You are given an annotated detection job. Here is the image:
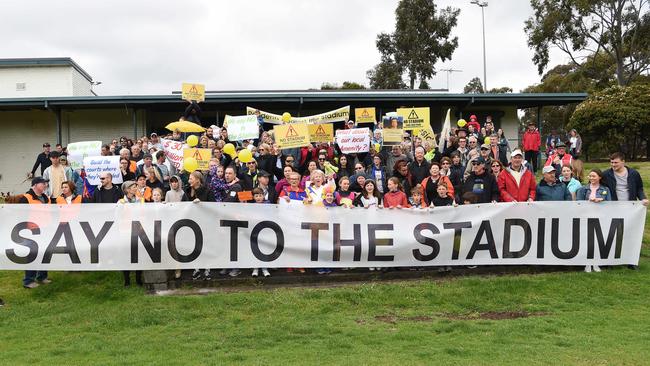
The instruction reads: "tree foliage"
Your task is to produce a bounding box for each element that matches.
[367,60,408,89]
[487,86,513,93]
[463,77,484,93]
[320,81,366,90]
[368,0,460,89]
[569,83,650,159]
[524,0,650,86]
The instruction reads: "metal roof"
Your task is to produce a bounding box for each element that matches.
[0,57,93,82]
[0,90,587,109]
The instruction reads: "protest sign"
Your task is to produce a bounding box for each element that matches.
[83,156,123,185]
[181,83,205,102]
[355,107,376,123]
[161,138,185,170]
[247,106,350,124]
[308,123,334,143]
[183,148,211,171]
[397,107,429,130]
[274,123,310,149]
[0,202,644,270]
[382,116,404,145]
[335,128,370,153]
[67,141,102,170]
[225,115,259,141]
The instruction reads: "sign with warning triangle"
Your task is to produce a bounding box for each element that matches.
[308,123,334,143]
[273,123,311,149]
[397,107,430,130]
[354,107,376,123]
[181,83,205,102]
[183,148,212,170]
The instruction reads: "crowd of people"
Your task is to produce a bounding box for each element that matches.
[13,111,648,290]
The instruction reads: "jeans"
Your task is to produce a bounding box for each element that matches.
[525,150,539,173]
[23,271,48,286]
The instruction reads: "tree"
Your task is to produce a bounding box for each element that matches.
[320,81,366,90]
[524,0,650,86]
[463,77,484,93]
[367,60,408,89]
[487,86,513,93]
[568,84,650,159]
[368,0,460,89]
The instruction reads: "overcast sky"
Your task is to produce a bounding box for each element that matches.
[1,0,567,95]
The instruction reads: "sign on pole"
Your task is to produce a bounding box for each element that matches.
[67,141,102,170]
[335,127,370,153]
[397,107,429,130]
[83,156,123,185]
[225,115,259,141]
[183,148,212,171]
[382,116,404,145]
[273,123,311,149]
[181,83,205,102]
[308,123,334,143]
[354,107,376,124]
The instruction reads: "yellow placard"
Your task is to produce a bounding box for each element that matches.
[397,107,430,130]
[308,123,334,143]
[355,107,376,123]
[273,123,311,149]
[183,148,211,170]
[182,83,205,102]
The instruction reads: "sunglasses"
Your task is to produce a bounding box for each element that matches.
[442,162,450,165]
[285,160,294,163]
[43,144,50,147]
[481,148,489,151]
[319,158,325,161]
[99,177,107,180]
[355,167,364,170]
[247,162,256,165]
[471,161,481,165]
[469,141,476,144]
[492,165,500,168]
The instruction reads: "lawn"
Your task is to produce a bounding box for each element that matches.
[1,162,649,365]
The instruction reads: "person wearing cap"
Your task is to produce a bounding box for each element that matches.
[19,177,52,288]
[498,149,536,202]
[536,165,571,201]
[523,122,541,172]
[464,143,493,180]
[255,170,277,203]
[29,142,53,178]
[544,141,573,177]
[91,172,123,203]
[42,150,73,198]
[461,156,499,203]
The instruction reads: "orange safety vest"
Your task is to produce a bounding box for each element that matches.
[55,195,82,204]
[23,192,52,230]
[24,192,51,204]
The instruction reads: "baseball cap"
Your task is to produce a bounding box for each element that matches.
[480,143,490,150]
[542,165,556,174]
[474,157,487,165]
[121,180,136,192]
[150,132,158,137]
[556,142,566,148]
[31,177,49,186]
[511,149,523,157]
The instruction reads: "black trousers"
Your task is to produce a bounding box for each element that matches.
[525,150,539,173]
[123,271,143,286]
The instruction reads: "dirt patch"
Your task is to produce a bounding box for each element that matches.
[373,315,433,324]
[443,311,547,320]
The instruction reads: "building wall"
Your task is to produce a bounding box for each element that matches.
[71,68,92,96]
[61,108,145,145]
[0,66,74,97]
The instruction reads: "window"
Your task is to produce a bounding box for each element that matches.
[16,82,26,91]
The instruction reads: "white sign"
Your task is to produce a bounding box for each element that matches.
[335,127,370,153]
[67,141,102,170]
[0,202,644,270]
[83,156,123,185]
[161,138,185,170]
[226,115,259,141]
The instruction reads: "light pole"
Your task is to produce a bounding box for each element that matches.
[440,68,463,91]
[470,0,488,91]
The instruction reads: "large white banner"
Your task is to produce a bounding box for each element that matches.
[246,106,350,125]
[0,202,644,271]
[83,156,123,185]
[225,115,259,141]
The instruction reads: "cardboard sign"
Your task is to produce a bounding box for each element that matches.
[161,138,186,170]
[355,107,376,124]
[225,115,259,141]
[382,116,404,145]
[247,106,350,125]
[335,128,370,153]
[83,156,123,185]
[237,191,254,202]
[183,148,212,170]
[273,123,311,149]
[308,123,334,143]
[67,141,102,171]
[181,83,205,102]
[397,107,429,130]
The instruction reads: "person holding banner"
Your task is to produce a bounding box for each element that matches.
[497,150,536,202]
[408,147,431,190]
[536,166,571,201]
[461,157,499,204]
[55,181,83,204]
[91,172,123,203]
[352,180,382,208]
[383,177,410,208]
[135,174,153,202]
[421,162,455,207]
[19,177,53,288]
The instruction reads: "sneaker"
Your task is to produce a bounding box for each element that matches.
[219,269,229,275]
[593,265,601,272]
[38,279,52,284]
[445,266,453,272]
[192,269,202,280]
[229,269,241,277]
[23,282,39,289]
[466,266,478,269]
[204,270,212,281]
[369,267,375,271]
[0,298,4,307]
[252,269,259,277]
[298,268,305,273]
[317,269,327,275]
[262,268,271,277]
[584,265,592,273]
[175,269,182,279]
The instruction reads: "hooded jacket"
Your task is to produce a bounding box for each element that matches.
[165,175,188,202]
[535,179,571,201]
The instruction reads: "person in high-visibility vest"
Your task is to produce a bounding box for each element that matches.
[54,180,82,204]
[18,177,53,289]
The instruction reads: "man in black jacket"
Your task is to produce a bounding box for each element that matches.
[91,173,123,203]
[602,152,648,205]
[223,166,242,202]
[488,134,508,166]
[408,147,431,187]
[462,157,499,203]
[28,142,52,178]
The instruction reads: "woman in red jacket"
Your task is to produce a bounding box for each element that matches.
[383,177,410,208]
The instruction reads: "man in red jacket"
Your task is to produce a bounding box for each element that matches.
[522,122,541,172]
[498,149,536,202]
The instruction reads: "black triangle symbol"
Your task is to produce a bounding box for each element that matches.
[408,109,419,119]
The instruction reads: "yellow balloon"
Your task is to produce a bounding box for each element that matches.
[484,136,491,145]
[186,135,198,147]
[457,119,467,128]
[374,143,381,153]
[282,112,292,123]
[223,143,236,158]
[238,149,253,163]
[184,157,199,172]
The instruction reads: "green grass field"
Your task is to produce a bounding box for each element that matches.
[1,162,649,365]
